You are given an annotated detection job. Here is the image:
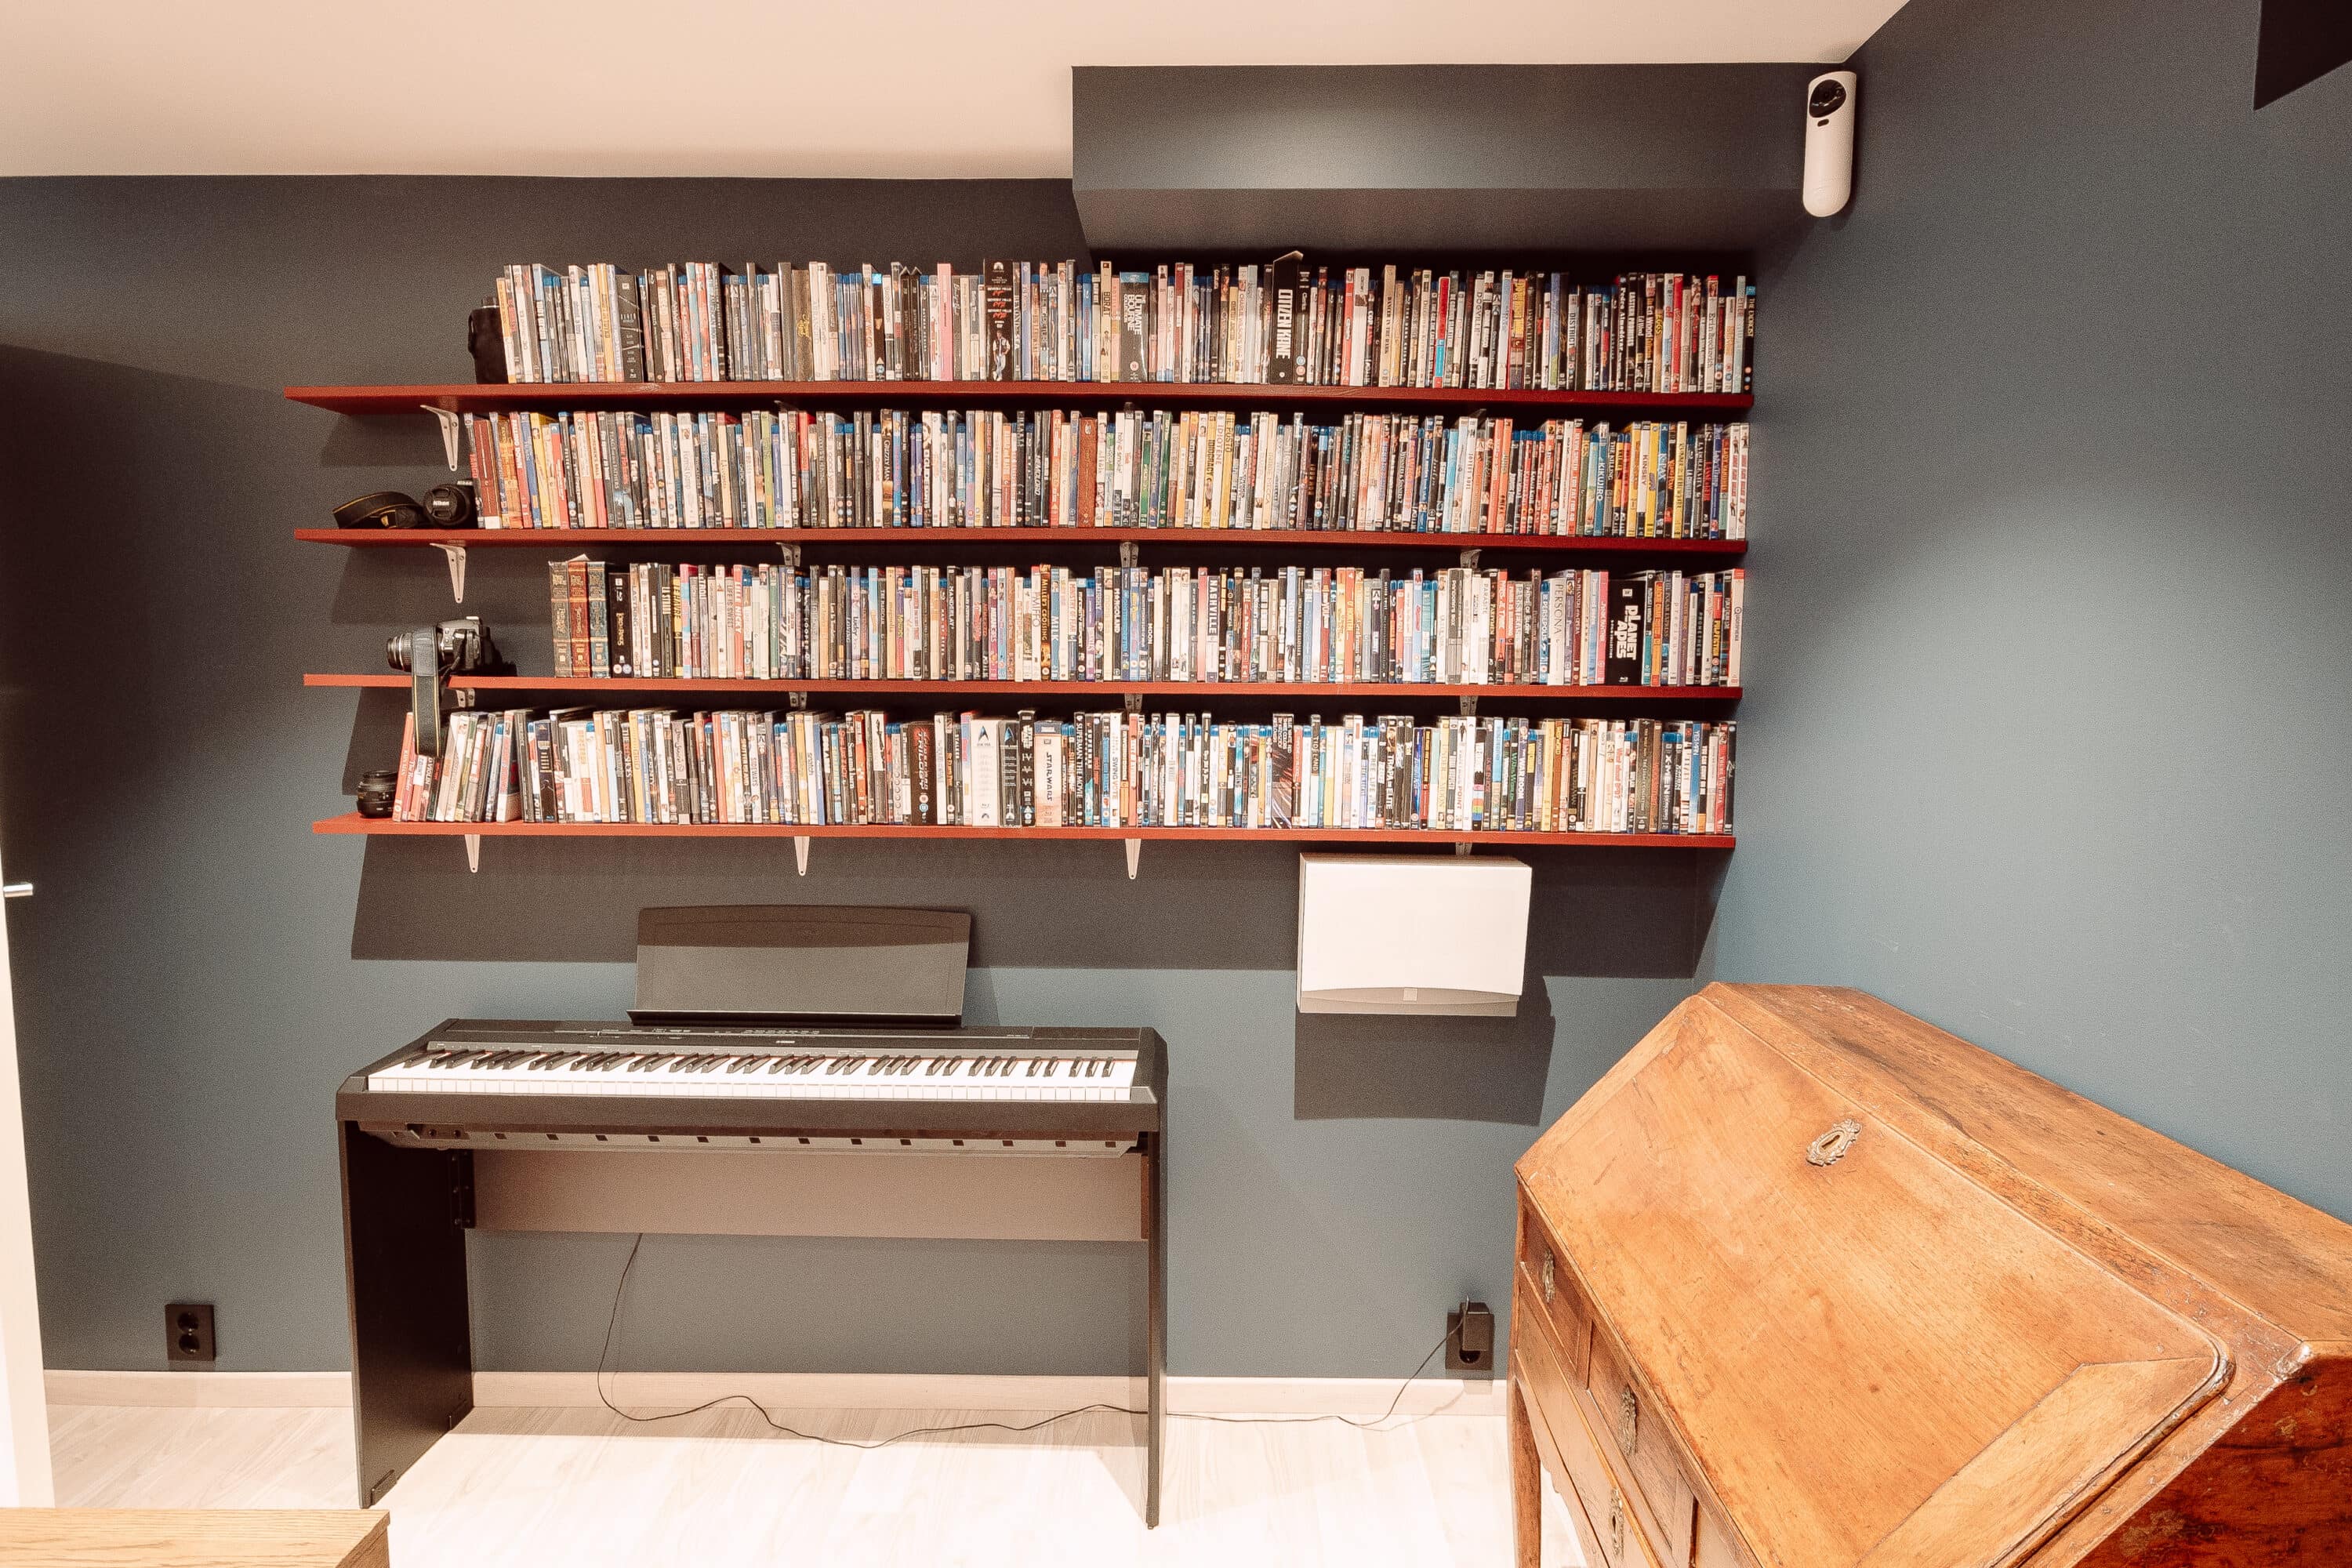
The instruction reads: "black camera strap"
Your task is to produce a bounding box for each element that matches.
[407,628,445,757]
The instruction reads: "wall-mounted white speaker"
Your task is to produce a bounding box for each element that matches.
[1803,70,1858,217]
[1296,854,1532,1017]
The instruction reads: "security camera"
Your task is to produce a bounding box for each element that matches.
[1803,70,1858,216]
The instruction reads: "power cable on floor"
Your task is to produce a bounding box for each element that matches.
[592,1232,1459,1447]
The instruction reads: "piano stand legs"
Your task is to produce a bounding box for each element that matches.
[340,1123,475,1506]
[339,1124,1169,1526]
[1145,1134,1166,1528]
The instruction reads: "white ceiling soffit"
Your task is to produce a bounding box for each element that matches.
[4,0,1902,180]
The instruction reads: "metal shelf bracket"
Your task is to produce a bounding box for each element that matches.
[794,836,811,877]
[463,833,481,874]
[1124,838,1142,880]
[423,405,463,471]
[433,542,467,603]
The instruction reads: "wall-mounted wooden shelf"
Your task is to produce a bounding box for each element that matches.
[296,525,1745,558]
[315,813,1731,848]
[305,673,1740,702]
[286,381,1753,418]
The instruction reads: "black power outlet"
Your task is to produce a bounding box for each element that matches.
[1446,1300,1494,1374]
[166,1302,216,1367]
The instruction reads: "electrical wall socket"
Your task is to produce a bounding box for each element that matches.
[1446,1301,1494,1375]
[166,1301,216,1367]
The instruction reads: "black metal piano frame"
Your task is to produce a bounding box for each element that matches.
[336,1022,1168,1525]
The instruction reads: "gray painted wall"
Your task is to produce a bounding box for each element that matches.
[1073,64,1813,252]
[16,1,2340,1379]
[0,176,1705,1375]
[1717,0,2352,1217]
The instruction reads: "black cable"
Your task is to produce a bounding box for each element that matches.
[593,1232,1459,1446]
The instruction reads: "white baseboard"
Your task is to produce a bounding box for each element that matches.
[45,1370,353,1408]
[479,1371,1502,1417]
[48,1368,1501,1419]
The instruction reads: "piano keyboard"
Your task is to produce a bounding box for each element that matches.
[368,1047,1142,1102]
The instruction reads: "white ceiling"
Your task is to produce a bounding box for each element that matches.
[5,0,1903,179]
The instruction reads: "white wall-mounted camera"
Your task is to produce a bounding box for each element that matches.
[1803,70,1858,216]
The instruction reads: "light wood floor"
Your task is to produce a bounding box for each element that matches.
[50,1400,1584,1566]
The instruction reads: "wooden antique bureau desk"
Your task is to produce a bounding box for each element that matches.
[1511,984,2352,1568]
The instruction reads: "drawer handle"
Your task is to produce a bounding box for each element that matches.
[1608,1486,1626,1558]
[1541,1251,1557,1305]
[1806,1118,1863,1167]
[1618,1386,1639,1453]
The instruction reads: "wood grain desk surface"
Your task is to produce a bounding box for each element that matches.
[0,1509,389,1568]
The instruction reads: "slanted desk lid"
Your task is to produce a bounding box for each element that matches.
[1518,995,2227,1568]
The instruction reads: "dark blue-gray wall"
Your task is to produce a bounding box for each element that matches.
[1717,0,2352,1216]
[0,176,1700,1374]
[7,0,2347,1377]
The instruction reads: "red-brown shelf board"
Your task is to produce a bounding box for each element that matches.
[285,381,1752,418]
[294,526,1746,557]
[311,813,1732,849]
[303,673,1739,702]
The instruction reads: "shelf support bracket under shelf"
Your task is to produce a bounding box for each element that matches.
[794,836,811,877]
[423,406,463,472]
[1124,838,1142,880]
[433,543,467,603]
[463,833,481,874]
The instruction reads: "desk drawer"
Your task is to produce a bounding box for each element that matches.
[1583,1323,1698,1566]
[1516,1198,1592,1381]
[1516,1283,1661,1568]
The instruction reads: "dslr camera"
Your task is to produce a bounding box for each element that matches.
[386,617,511,676]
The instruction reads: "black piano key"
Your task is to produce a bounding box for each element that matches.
[1026,1059,1041,1076]
[866,1058,888,1075]
[766,1057,793,1074]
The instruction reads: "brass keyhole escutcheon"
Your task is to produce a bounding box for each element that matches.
[1541,1251,1557,1305]
[1608,1486,1626,1557]
[1618,1386,1639,1453]
[1807,1118,1863,1167]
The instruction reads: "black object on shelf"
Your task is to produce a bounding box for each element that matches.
[421,482,477,528]
[467,300,508,383]
[334,491,426,530]
[354,770,398,818]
